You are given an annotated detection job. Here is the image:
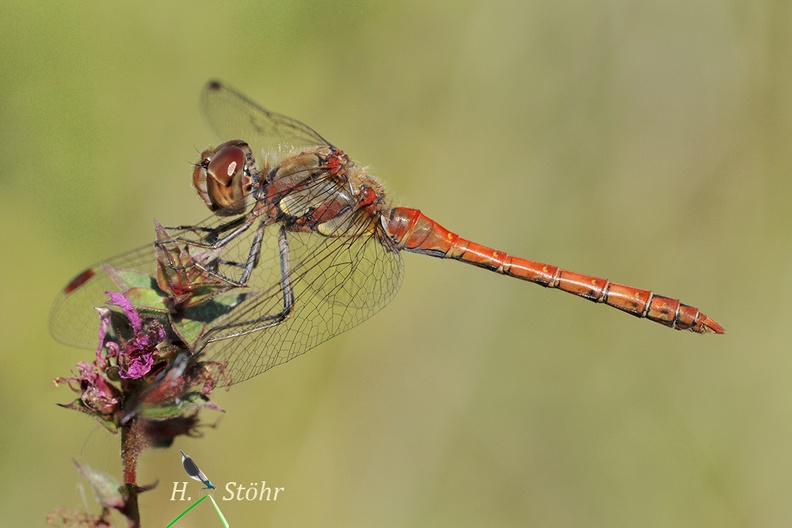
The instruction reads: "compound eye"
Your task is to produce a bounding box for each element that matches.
[206,143,252,215]
[207,145,246,186]
[192,140,252,215]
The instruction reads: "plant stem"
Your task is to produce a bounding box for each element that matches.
[120,418,142,527]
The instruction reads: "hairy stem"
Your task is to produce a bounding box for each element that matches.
[120,418,142,527]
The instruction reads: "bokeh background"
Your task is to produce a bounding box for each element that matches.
[1,1,788,526]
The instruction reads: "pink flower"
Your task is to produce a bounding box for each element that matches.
[105,291,166,379]
[55,360,121,417]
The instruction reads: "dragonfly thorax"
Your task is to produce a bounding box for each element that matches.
[268,146,385,236]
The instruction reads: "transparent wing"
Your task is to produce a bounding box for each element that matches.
[193,214,404,385]
[50,208,404,385]
[50,244,158,349]
[201,80,332,154]
[48,204,277,350]
[49,213,239,350]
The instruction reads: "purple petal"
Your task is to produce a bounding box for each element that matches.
[94,307,112,360]
[151,323,167,343]
[105,291,141,332]
[105,341,120,359]
[119,350,155,379]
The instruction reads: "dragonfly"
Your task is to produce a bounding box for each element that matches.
[50,80,724,386]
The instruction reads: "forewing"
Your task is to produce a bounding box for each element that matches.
[201,80,332,155]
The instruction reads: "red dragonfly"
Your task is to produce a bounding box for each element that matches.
[50,81,724,386]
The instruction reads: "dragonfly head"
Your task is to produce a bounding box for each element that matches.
[193,140,256,216]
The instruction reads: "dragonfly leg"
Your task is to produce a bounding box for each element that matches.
[164,215,247,242]
[207,217,266,285]
[189,218,267,286]
[237,219,264,284]
[204,225,295,341]
[160,212,267,286]
[168,214,256,251]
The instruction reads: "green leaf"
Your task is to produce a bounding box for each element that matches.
[57,400,118,433]
[136,392,222,420]
[171,317,207,349]
[185,290,256,321]
[171,290,256,347]
[124,286,170,313]
[73,460,125,510]
[178,284,235,310]
[104,265,160,291]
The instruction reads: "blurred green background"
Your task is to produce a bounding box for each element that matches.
[1,1,787,526]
